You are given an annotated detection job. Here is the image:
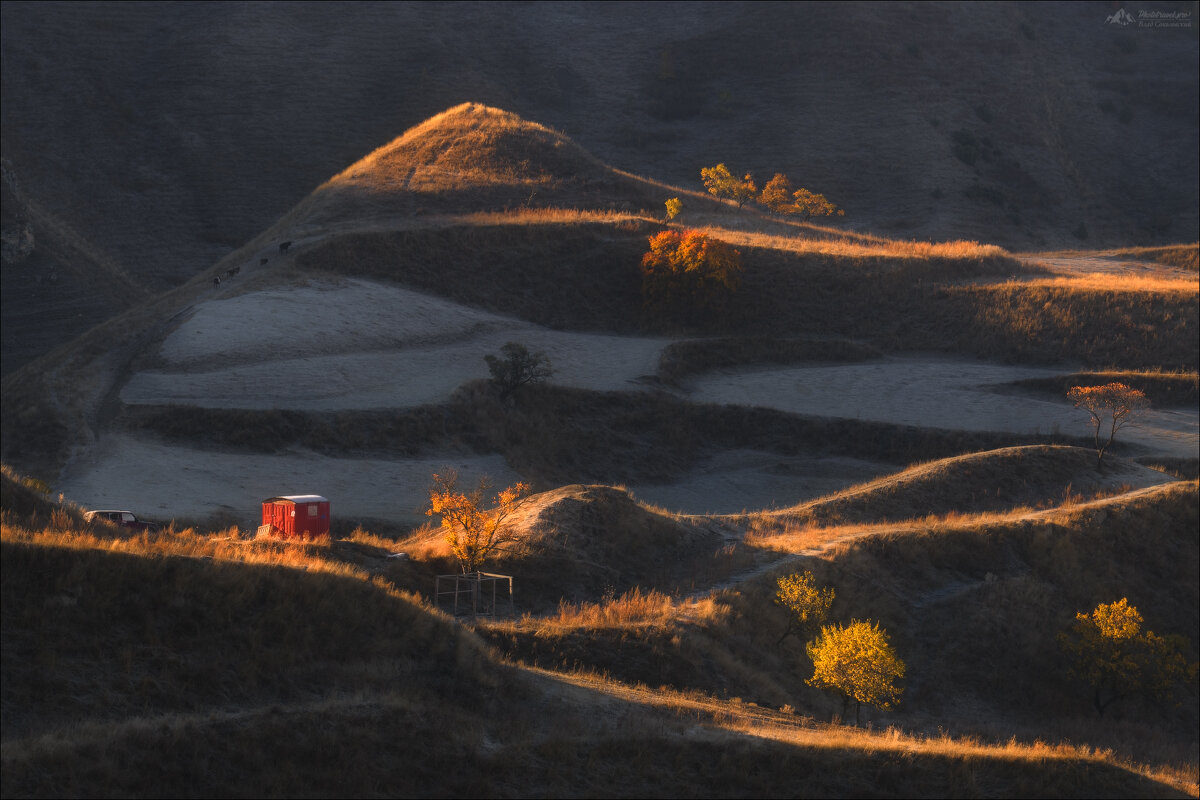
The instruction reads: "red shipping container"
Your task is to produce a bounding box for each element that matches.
[261,495,330,539]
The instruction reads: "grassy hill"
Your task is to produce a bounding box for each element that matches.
[2,2,1197,373]
[0,102,1194,498]
[2,469,1196,797]
[0,22,1196,794]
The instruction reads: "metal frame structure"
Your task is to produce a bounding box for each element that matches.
[435,572,514,618]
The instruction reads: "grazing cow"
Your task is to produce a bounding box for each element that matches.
[226,266,241,278]
[279,241,292,254]
[259,257,268,266]
[213,276,221,287]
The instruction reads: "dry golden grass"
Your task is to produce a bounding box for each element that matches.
[753,446,1166,531]
[695,224,1015,262]
[490,587,728,633]
[3,464,1197,797]
[542,668,1197,796]
[1013,273,1198,293]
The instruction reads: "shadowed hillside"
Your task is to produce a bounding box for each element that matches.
[2,474,1195,797]
[2,2,1197,372]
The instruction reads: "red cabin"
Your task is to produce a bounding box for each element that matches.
[261,495,330,539]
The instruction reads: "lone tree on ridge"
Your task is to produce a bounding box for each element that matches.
[485,342,553,399]
[426,469,531,574]
[640,228,742,323]
[1066,382,1149,467]
[807,620,905,725]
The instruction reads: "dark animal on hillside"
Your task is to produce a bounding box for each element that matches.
[260,257,268,266]
[213,276,221,287]
[279,241,292,254]
[226,266,241,278]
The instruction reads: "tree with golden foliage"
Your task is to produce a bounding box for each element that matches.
[640,229,742,322]
[426,469,531,574]
[1066,383,1149,467]
[807,620,905,725]
[789,187,844,220]
[759,173,844,219]
[664,196,683,221]
[775,571,834,644]
[758,173,796,213]
[700,163,758,207]
[1059,598,1194,716]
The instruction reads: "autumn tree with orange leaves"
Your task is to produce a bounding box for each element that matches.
[1067,382,1149,467]
[640,229,742,323]
[427,469,531,574]
[759,173,844,220]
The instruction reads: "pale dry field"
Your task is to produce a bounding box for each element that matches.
[688,357,1199,459]
[59,275,1198,525]
[123,279,669,409]
[57,434,520,527]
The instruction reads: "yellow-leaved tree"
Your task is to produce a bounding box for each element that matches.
[700,163,758,207]
[807,620,905,725]
[640,229,742,323]
[664,197,683,221]
[775,571,834,644]
[789,187,844,220]
[426,469,531,574]
[1059,598,1194,716]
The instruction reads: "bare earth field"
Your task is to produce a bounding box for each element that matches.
[56,435,519,526]
[689,358,1199,459]
[56,275,1198,525]
[123,279,669,409]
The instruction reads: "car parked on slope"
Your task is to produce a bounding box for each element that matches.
[85,510,161,532]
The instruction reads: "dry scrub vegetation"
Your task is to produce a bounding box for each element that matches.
[5,443,1200,798]
[3,104,1199,798]
[7,466,1197,797]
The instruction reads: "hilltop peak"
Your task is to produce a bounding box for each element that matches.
[296,104,647,222]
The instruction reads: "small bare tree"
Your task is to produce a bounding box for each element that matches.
[1067,382,1149,467]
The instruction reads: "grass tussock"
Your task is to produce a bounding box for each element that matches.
[522,587,727,631]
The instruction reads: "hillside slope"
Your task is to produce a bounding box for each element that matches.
[2,2,1196,372]
[2,482,1195,797]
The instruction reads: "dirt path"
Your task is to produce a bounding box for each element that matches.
[1020,252,1196,281]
